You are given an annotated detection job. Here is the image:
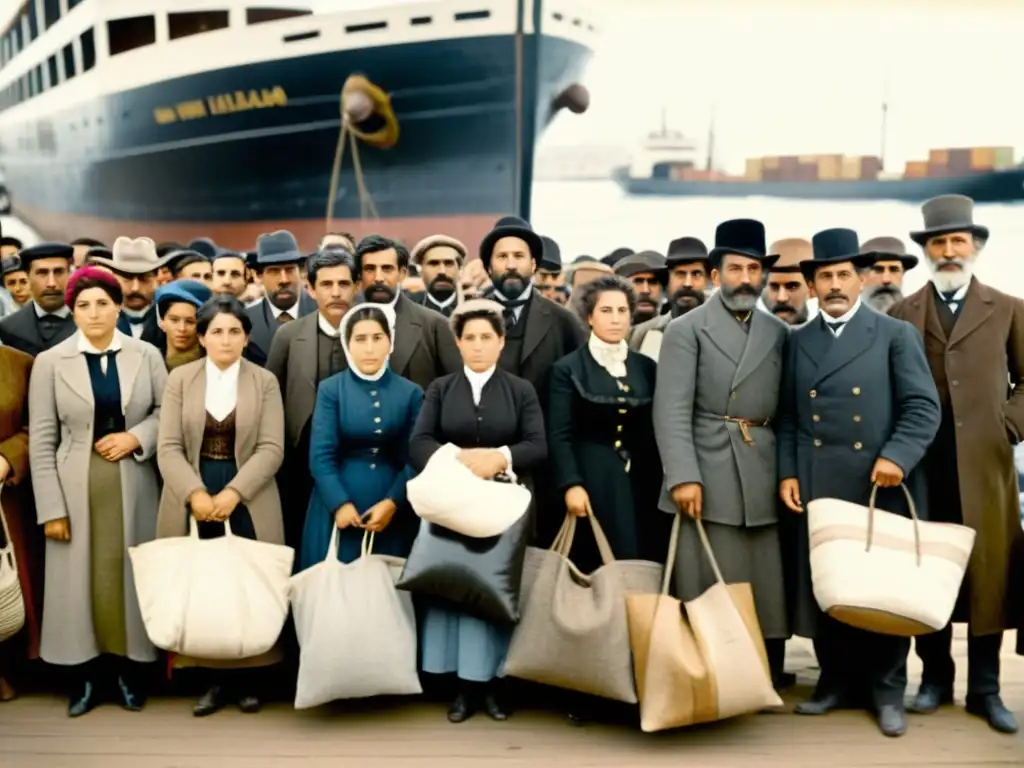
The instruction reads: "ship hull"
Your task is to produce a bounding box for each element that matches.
[616,168,1024,203]
[2,28,591,249]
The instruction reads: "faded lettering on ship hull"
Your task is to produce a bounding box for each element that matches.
[153,86,288,124]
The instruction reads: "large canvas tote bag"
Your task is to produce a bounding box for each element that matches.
[128,518,294,659]
[406,443,532,538]
[0,502,25,643]
[808,483,976,636]
[626,514,781,732]
[503,512,662,703]
[290,530,420,708]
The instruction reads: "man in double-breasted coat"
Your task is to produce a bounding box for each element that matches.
[653,218,791,688]
[889,195,1024,734]
[777,228,940,738]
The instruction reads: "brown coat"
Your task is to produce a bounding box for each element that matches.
[890,279,1024,635]
[156,358,286,544]
[0,347,42,659]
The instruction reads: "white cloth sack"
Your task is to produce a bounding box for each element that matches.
[128,517,294,659]
[807,483,976,636]
[290,529,421,708]
[407,442,531,538]
[0,502,26,643]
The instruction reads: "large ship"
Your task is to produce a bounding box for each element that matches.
[0,0,597,250]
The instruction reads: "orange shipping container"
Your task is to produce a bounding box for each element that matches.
[745,158,763,181]
[762,156,780,169]
[905,160,928,178]
[841,156,861,180]
[929,148,950,164]
[970,147,994,169]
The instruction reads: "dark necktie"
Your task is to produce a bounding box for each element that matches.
[38,313,67,341]
[941,290,962,314]
[278,311,293,325]
[500,299,527,330]
[824,319,846,337]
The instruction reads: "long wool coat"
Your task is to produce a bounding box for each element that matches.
[890,279,1024,635]
[28,334,167,666]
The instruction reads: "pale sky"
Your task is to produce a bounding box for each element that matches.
[544,0,1024,173]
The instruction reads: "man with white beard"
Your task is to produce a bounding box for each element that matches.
[859,237,918,313]
[889,194,1024,735]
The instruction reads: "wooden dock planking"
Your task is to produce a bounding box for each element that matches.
[1,629,1020,767]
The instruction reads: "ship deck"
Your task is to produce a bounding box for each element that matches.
[2,629,1020,767]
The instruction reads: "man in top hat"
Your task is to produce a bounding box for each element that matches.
[860,237,918,313]
[653,218,792,691]
[889,194,1024,734]
[354,234,461,391]
[478,216,585,408]
[629,236,711,362]
[761,238,814,327]
[614,250,667,324]
[267,248,360,548]
[407,235,467,318]
[777,227,940,737]
[0,243,76,355]
[154,279,212,371]
[2,254,30,308]
[245,230,317,364]
[88,236,168,346]
[534,234,566,304]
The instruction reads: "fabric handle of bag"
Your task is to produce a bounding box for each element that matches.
[659,511,682,596]
[360,530,376,559]
[694,518,726,586]
[550,514,577,556]
[0,501,13,557]
[186,508,233,539]
[866,482,921,566]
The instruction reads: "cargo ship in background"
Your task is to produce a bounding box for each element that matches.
[0,0,597,250]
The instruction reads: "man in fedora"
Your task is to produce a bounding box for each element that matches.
[407,235,467,318]
[860,237,918,313]
[0,243,75,355]
[614,250,667,324]
[653,219,792,691]
[777,227,940,737]
[761,238,814,327]
[628,236,711,362]
[889,194,1024,734]
[245,230,317,365]
[84,236,168,346]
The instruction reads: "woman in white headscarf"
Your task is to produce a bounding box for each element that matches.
[298,304,425,569]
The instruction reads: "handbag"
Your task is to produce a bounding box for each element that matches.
[406,443,532,538]
[807,482,976,636]
[290,529,420,708]
[503,511,663,703]
[0,501,25,643]
[128,517,294,659]
[396,502,532,625]
[626,514,781,732]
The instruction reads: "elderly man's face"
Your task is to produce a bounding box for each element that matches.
[924,231,978,293]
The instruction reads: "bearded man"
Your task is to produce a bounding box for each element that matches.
[614,250,667,324]
[889,194,1024,735]
[761,238,814,327]
[860,236,917,313]
[244,230,316,364]
[408,235,466,317]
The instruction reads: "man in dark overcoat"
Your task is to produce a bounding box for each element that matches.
[653,218,791,689]
[407,234,466,318]
[0,243,75,356]
[245,230,317,364]
[889,194,1024,734]
[777,227,940,737]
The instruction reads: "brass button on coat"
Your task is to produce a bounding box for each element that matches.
[852,387,861,395]
[854,441,863,450]
[809,390,817,398]
[812,414,820,422]
[853,415,861,422]
[814,439,822,447]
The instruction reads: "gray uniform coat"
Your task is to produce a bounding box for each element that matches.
[29,334,167,665]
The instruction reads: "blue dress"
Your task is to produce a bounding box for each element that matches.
[297,367,424,570]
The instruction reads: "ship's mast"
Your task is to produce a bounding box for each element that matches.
[705,101,716,172]
[879,75,890,171]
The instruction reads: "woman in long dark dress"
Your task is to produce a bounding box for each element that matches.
[156,295,286,717]
[409,299,547,723]
[299,304,423,569]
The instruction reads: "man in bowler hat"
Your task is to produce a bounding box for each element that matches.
[889,194,1024,734]
[777,227,940,737]
[614,250,667,324]
[860,236,918,313]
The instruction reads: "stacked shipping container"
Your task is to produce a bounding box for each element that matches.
[909,146,1016,179]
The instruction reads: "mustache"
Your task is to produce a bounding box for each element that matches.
[870,284,901,296]
[430,274,454,287]
[671,286,704,302]
[824,291,848,302]
[771,302,797,315]
[367,282,395,301]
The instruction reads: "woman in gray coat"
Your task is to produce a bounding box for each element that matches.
[28,267,167,717]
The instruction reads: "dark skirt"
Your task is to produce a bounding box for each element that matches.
[196,458,256,541]
[89,450,127,658]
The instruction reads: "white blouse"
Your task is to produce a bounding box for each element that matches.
[463,365,514,473]
[205,358,240,421]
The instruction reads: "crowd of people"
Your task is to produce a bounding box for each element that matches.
[0,193,1021,741]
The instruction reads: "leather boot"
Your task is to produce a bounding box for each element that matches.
[907,683,953,714]
[966,694,1019,734]
[67,660,100,718]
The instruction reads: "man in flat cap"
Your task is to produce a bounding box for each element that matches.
[0,243,75,355]
[245,230,317,364]
[628,236,711,362]
[761,238,814,327]
[860,237,917,313]
[408,235,466,318]
[89,236,169,346]
[614,250,667,324]
[2,254,30,309]
[889,194,1024,734]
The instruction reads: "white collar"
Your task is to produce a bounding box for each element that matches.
[76,330,124,355]
[317,312,342,338]
[427,292,458,309]
[491,282,533,304]
[206,357,241,382]
[464,364,496,387]
[34,301,71,319]
[933,282,969,301]
[588,332,629,378]
[821,297,862,325]
[268,296,300,319]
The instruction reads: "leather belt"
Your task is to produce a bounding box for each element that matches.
[721,415,771,446]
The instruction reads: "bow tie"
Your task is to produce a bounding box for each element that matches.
[38,313,66,327]
[823,318,846,335]
[940,291,959,304]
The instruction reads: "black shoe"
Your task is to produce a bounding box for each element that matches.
[116,676,145,712]
[193,686,226,717]
[68,681,99,718]
[773,671,797,691]
[447,693,475,723]
[907,683,953,714]
[484,693,508,721]
[794,690,843,716]
[238,694,261,714]
[877,704,908,737]
[965,694,1019,734]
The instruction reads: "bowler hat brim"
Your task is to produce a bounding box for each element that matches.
[860,251,920,271]
[480,225,543,268]
[909,223,989,248]
[799,252,876,281]
[708,246,779,271]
